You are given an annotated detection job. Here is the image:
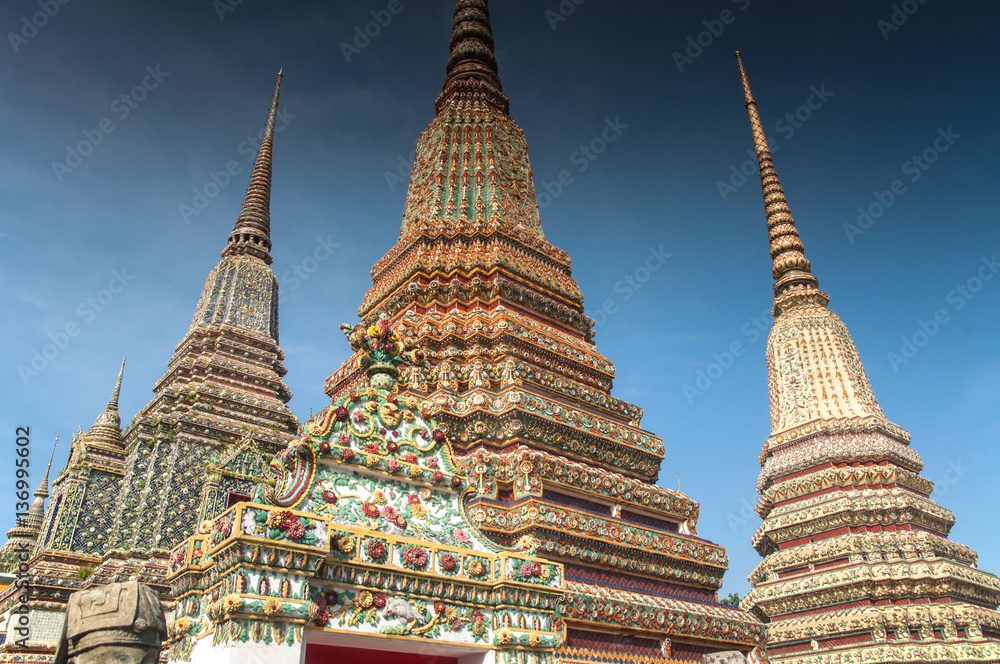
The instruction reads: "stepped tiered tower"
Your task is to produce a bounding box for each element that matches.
[320,2,764,661]
[99,70,298,567]
[734,51,1000,663]
[0,73,299,663]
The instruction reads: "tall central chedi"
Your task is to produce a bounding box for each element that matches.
[734,52,1000,663]
[324,2,765,661]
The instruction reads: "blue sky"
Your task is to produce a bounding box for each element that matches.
[1,0,998,598]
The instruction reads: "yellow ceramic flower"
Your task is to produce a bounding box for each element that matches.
[337,536,356,554]
[445,607,458,620]
[529,633,541,647]
[419,489,431,500]
[366,455,379,468]
[364,401,379,413]
[356,591,374,609]
[173,617,192,636]
[197,521,213,535]
[307,602,322,620]
[411,504,428,520]
[263,598,282,617]
[540,567,551,580]
[469,560,485,577]
[390,331,399,343]
[472,619,486,636]
[372,490,387,505]
[402,410,415,422]
[496,628,513,645]
[265,511,283,529]
[406,397,419,409]
[409,465,423,478]
[222,594,242,613]
[368,325,380,338]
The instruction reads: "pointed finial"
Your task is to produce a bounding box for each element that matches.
[436,0,507,113]
[35,433,58,499]
[734,51,820,299]
[222,71,283,265]
[108,356,126,410]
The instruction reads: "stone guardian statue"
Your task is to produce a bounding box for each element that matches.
[54,580,167,664]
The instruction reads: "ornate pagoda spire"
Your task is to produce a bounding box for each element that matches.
[736,51,1000,662]
[80,357,127,452]
[34,432,59,500]
[222,70,282,266]
[735,51,824,308]
[322,9,765,664]
[108,355,125,411]
[436,0,508,114]
[443,0,501,91]
[191,72,285,340]
[733,52,885,433]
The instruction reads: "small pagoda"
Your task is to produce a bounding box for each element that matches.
[733,51,1000,663]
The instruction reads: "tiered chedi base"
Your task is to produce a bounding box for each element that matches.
[742,302,1000,664]
[324,87,764,659]
[76,321,296,590]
